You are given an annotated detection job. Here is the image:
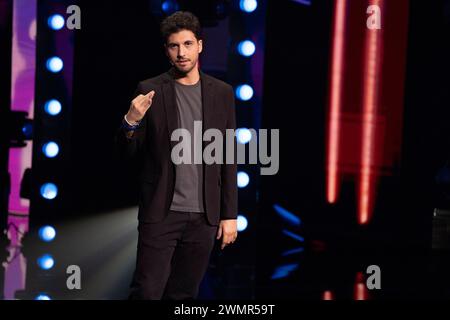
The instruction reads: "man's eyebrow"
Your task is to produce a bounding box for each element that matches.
[168,39,195,44]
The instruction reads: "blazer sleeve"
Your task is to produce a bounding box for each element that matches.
[220,85,238,220]
[114,82,148,161]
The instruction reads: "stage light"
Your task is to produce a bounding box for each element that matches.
[42,142,60,158]
[39,226,56,242]
[44,99,62,116]
[236,128,252,144]
[281,247,304,256]
[162,1,179,14]
[240,0,258,13]
[238,40,256,57]
[282,229,305,242]
[236,84,254,101]
[271,263,299,280]
[273,204,302,226]
[21,122,33,140]
[292,0,312,5]
[46,57,63,73]
[40,183,58,200]
[237,171,250,188]
[37,254,55,270]
[35,294,51,300]
[237,215,248,232]
[48,14,65,30]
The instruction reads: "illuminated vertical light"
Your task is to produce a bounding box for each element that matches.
[359,0,383,225]
[322,290,334,300]
[326,0,348,204]
[354,272,369,300]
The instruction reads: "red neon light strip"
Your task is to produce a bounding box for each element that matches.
[359,0,383,224]
[326,0,348,204]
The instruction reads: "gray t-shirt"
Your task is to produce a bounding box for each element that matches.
[169,79,205,213]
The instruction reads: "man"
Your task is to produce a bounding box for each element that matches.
[116,11,238,300]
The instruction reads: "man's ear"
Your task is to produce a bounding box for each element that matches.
[198,39,203,54]
[164,44,174,65]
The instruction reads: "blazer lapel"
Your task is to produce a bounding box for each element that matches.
[161,71,178,150]
[200,70,215,134]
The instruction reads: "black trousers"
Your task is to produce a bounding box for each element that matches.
[129,210,218,300]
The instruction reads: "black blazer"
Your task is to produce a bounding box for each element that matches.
[116,69,238,226]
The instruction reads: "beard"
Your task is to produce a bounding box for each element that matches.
[172,59,197,75]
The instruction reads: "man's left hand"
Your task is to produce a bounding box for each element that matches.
[216,219,238,250]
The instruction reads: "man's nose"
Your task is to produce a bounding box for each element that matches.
[178,46,186,58]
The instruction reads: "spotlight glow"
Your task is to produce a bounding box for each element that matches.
[37,254,55,270]
[236,84,254,101]
[237,171,250,188]
[162,1,179,14]
[237,215,248,232]
[238,40,256,57]
[35,294,51,300]
[44,99,62,116]
[48,14,65,30]
[240,0,258,13]
[46,57,63,73]
[42,142,60,158]
[40,183,58,200]
[39,226,56,242]
[21,123,33,139]
[236,128,252,144]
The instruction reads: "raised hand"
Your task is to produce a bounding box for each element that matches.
[126,90,155,124]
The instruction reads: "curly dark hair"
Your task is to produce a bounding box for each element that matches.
[160,11,202,43]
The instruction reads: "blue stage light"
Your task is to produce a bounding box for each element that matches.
[35,294,51,300]
[282,247,305,256]
[42,142,60,158]
[238,40,256,57]
[40,183,58,200]
[21,123,33,139]
[271,263,299,280]
[37,254,55,270]
[44,99,62,116]
[240,0,258,13]
[236,84,254,101]
[162,1,179,14]
[282,229,305,242]
[48,14,65,30]
[237,215,248,232]
[39,226,56,242]
[273,204,302,226]
[237,171,250,188]
[46,57,63,73]
[236,128,253,144]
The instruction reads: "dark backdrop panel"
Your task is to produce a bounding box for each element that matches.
[70,0,169,215]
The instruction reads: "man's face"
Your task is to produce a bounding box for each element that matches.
[165,29,203,74]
